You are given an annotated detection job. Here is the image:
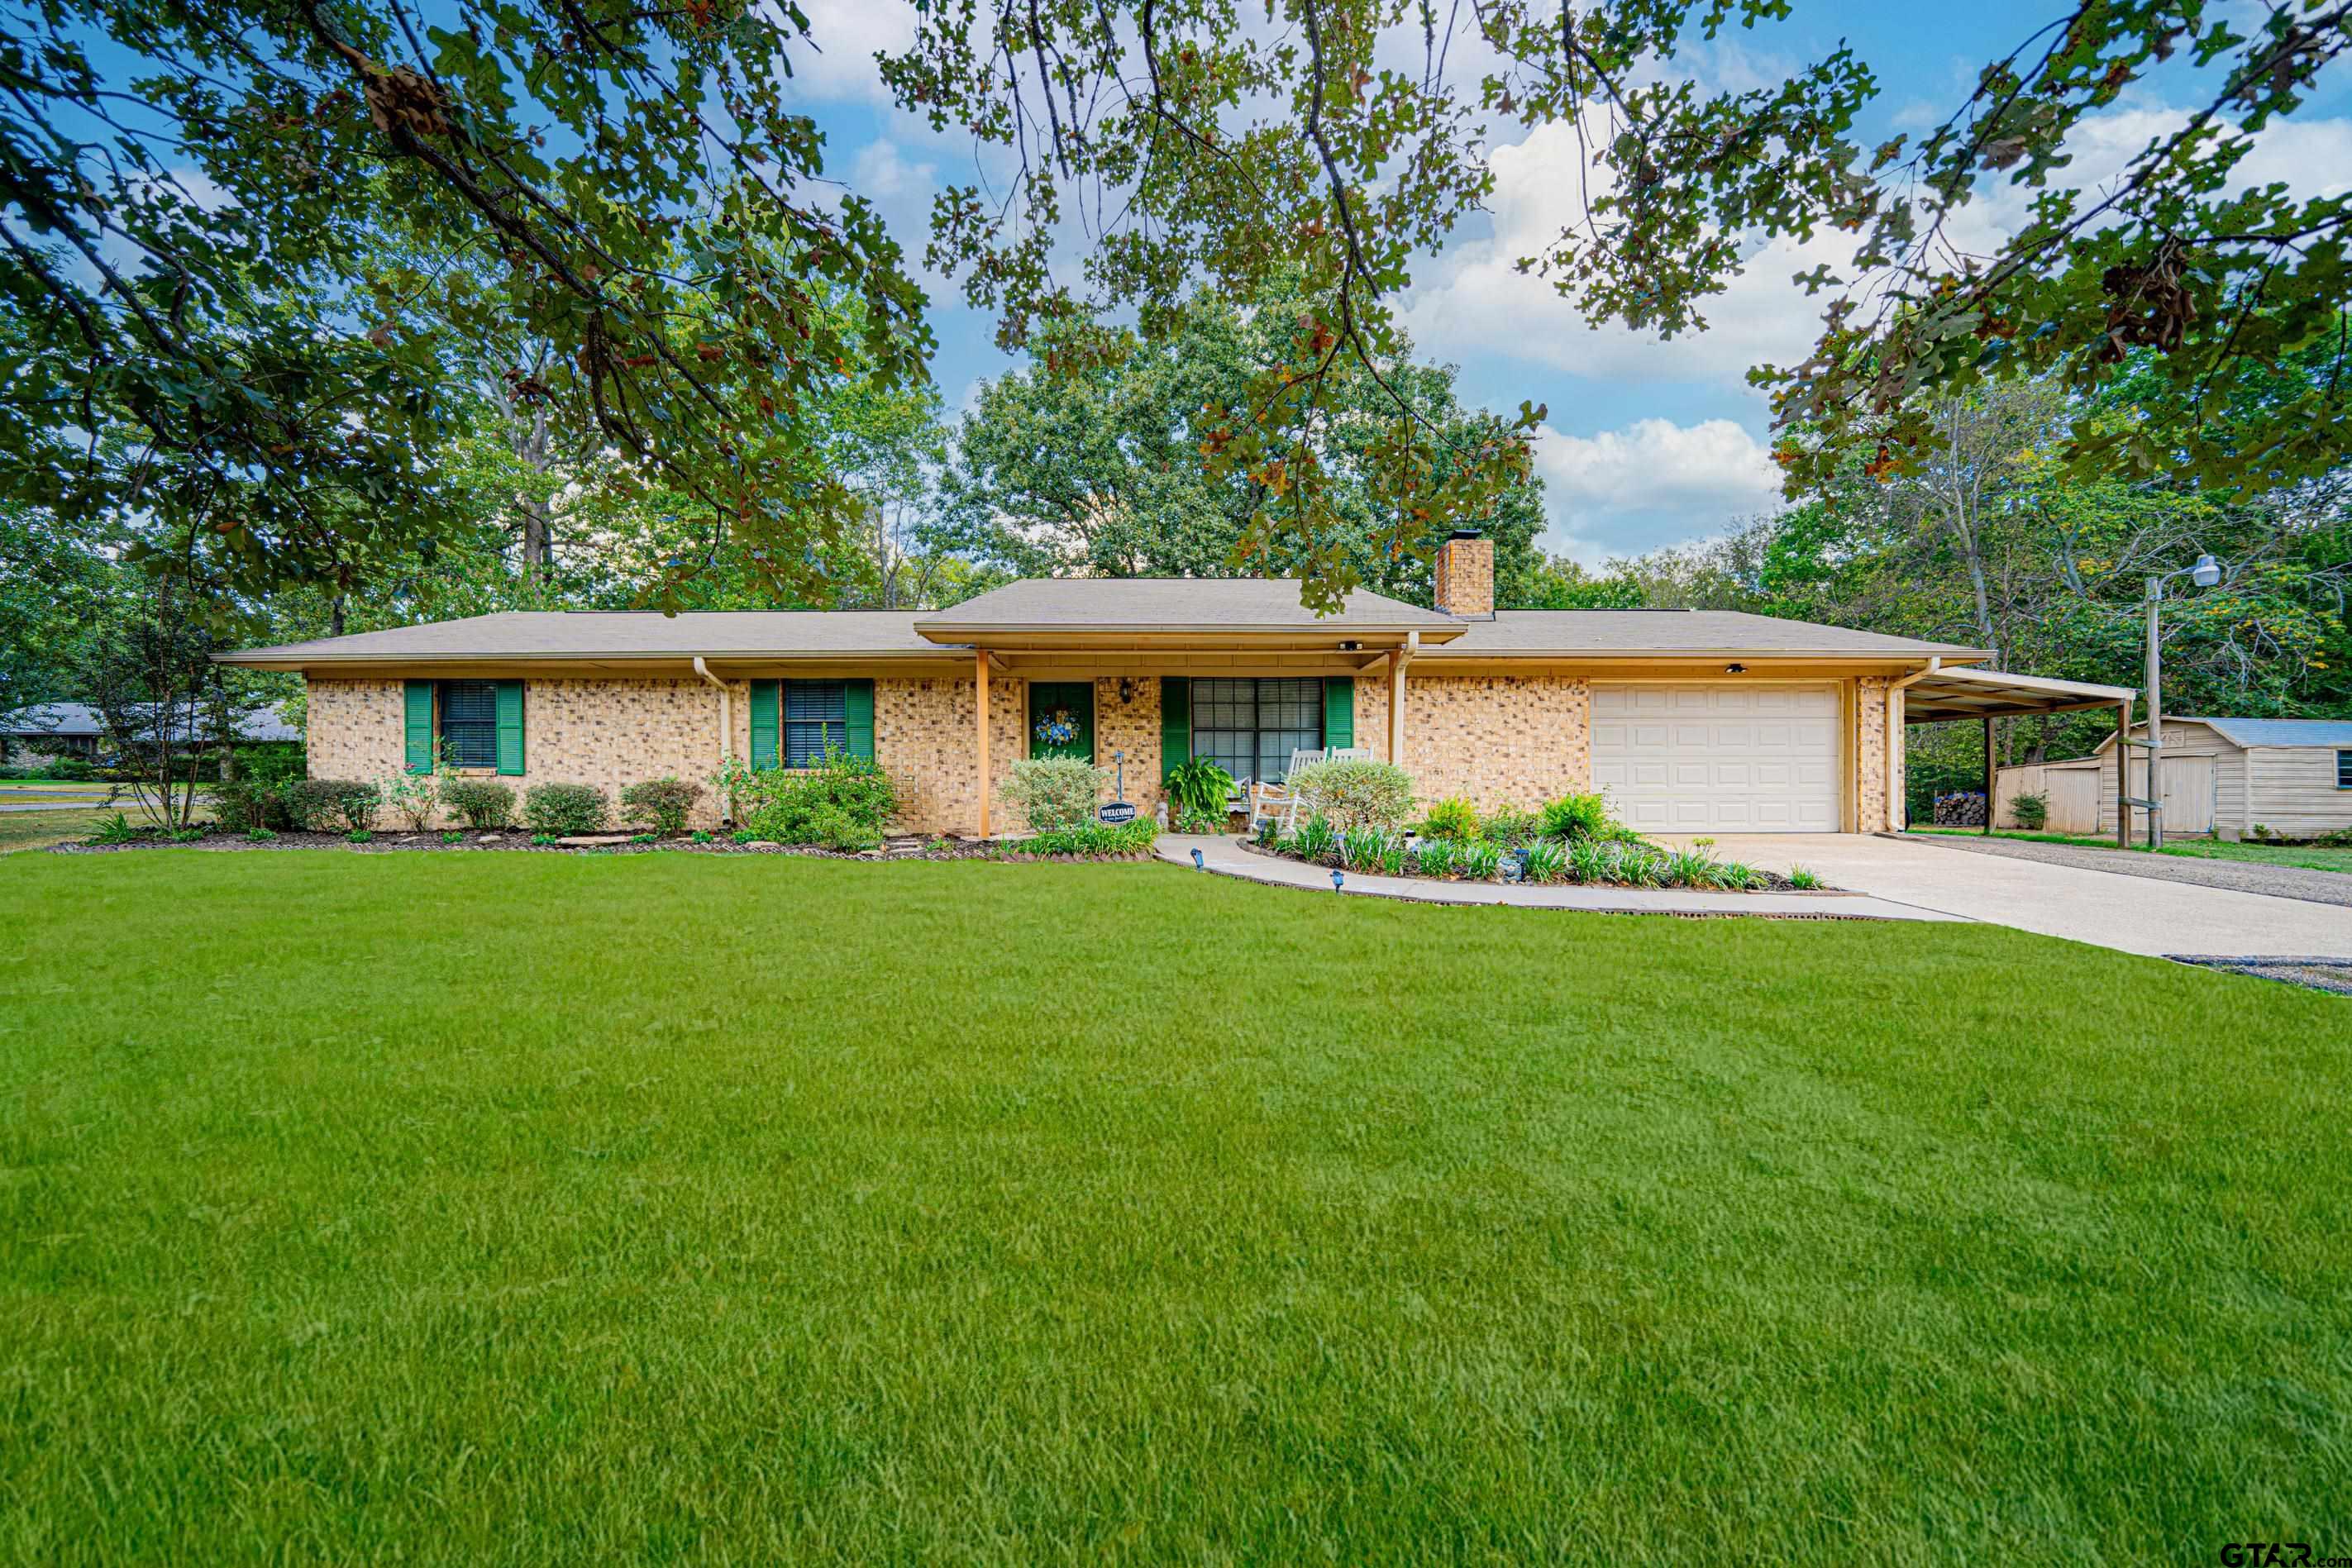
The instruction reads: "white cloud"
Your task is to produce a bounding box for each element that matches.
[1530,417,1784,565]
[785,0,918,104]
[1401,100,2352,401]
[1397,116,1851,394]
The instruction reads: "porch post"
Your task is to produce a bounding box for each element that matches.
[975,648,991,839]
[1387,631,1416,768]
[1981,715,1995,836]
[2115,697,2132,848]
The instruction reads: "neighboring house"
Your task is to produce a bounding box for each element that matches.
[217,532,2135,836]
[1996,717,2352,840]
[1,703,106,759]
[1,701,300,760]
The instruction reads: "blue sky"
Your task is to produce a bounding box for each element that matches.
[783,0,2352,564]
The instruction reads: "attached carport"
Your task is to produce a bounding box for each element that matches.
[1895,665,2139,845]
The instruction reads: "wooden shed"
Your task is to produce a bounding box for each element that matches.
[1996,717,2352,840]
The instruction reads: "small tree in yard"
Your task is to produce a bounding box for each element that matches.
[72,578,220,832]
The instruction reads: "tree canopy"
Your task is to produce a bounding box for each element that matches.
[938,279,1548,606]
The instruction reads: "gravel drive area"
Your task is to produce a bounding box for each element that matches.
[1896,832,2352,909]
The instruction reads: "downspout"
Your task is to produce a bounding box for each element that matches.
[693,657,731,822]
[1884,657,1940,832]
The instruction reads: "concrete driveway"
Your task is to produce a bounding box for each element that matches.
[1686,834,2352,960]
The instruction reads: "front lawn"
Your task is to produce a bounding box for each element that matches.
[2,853,2345,1560]
[1913,826,2352,875]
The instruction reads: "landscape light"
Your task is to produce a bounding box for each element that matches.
[1191,847,1205,870]
[1331,870,1344,891]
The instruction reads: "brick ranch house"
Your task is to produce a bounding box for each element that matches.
[217,533,2140,836]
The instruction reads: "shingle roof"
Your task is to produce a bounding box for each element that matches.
[2192,717,2352,748]
[217,585,1991,665]
[913,577,1461,636]
[222,610,940,663]
[1428,610,1984,658]
[1,702,103,736]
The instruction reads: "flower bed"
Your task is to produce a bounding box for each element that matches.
[1248,814,1828,894]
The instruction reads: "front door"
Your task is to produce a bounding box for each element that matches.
[1028,682,1095,761]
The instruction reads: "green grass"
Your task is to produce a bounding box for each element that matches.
[1911,826,2352,875]
[2,853,2347,1561]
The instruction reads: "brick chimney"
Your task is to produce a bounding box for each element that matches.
[1433,528,1495,618]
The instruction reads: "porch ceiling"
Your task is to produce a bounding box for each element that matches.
[1903,666,2137,722]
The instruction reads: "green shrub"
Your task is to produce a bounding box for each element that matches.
[211,776,286,833]
[621,776,704,836]
[2011,790,2049,831]
[523,783,611,836]
[287,779,379,833]
[1788,865,1822,890]
[1164,757,1235,821]
[1293,813,1338,863]
[378,769,444,832]
[441,778,516,830]
[1339,826,1394,872]
[1024,819,1159,855]
[1663,847,1724,889]
[743,754,897,850]
[1419,796,1480,841]
[1412,837,1459,878]
[87,811,141,846]
[1457,839,1503,880]
[1539,791,1613,841]
[1001,756,1106,833]
[1174,802,1231,833]
[1522,839,1567,883]
[1288,758,1414,832]
[1483,805,1542,849]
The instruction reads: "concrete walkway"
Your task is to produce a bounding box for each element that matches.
[1688,834,2352,961]
[1154,835,1958,922]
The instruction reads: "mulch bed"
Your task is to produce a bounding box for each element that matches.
[51,830,1154,862]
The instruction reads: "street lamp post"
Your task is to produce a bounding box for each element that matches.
[2140,552,2221,851]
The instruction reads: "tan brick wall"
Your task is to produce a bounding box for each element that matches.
[305,679,408,784]
[867,676,1023,836]
[1093,676,1162,819]
[1401,674,1590,814]
[308,676,737,829]
[1855,675,1892,833]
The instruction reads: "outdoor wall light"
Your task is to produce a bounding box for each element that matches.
[1338,640,1362,652]
[1118,678,1136,702]
[1725,662,1747,674]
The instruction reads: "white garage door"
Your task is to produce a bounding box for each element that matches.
[1591,684,1840,832]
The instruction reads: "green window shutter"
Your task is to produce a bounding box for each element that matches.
[494,680,526,775]
[1323,677,1354,750]
[1160,677,1190,782]
[843,679,875,760]
[749,679,780,770]
[403,680,434,773]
